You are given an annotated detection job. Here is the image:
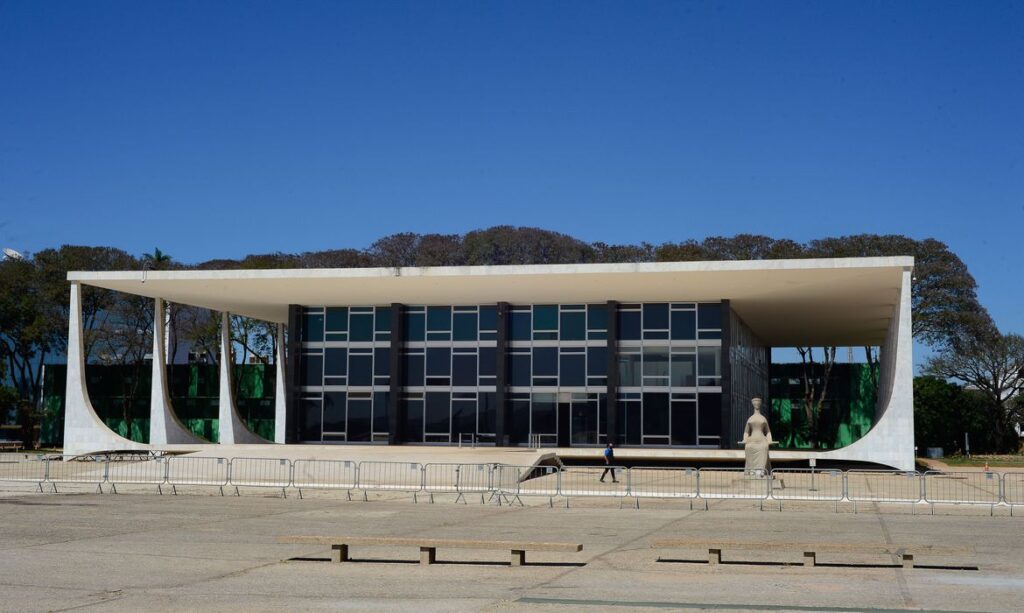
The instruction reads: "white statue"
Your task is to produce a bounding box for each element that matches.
[739,397,774,476]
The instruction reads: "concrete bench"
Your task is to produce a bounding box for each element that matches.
[0,441,24,451]
[279,535,583,566]
[650,538,972,568]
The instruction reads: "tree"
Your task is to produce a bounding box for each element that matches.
[90,293,154,439]
[913,376,994,454]
[796,346,838,448]
[142,247,173,270]
[923,332,1024,452]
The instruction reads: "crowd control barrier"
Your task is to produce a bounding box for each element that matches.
[106,457,168,493]
[558,465,629,506]
[697,468,771,509]
[229,457,292,497]
[45,455,108,493]
[628,467,700,506]
[923,470,1002,514]
[166,456,230,495]
[1003,473,1024,515]
[422,463,492,503]
[0,455,47,492]
[845,470,922,512]
[292,459,358,499]
[770,468,845,510]
[356,461,425,501]
[491,464,559,506]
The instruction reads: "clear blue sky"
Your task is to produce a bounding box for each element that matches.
[1,1,1021,344]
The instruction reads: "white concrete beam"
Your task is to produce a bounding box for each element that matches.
[217,312,270,444]
[148,298,207,445]
[62,283,148,455]
[274,323,287,444]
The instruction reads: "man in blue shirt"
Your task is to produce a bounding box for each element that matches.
[599,443,618,483]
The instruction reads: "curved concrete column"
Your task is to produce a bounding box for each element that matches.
[273,323,287,444]
[818,268,915,470]
[62,283,148,456]
[217,312,270,444]
[149,298,207,445]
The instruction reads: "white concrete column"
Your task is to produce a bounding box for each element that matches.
[820,268,915,470]
[149,298,206,446]
[274,323,287,444]
[217,312,270,444]
[62,282,147,455]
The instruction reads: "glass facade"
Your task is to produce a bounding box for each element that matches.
[299,302,723,446]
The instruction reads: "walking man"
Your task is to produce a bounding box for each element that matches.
[599,442,618,483]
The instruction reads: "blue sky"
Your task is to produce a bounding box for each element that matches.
[1,1,1021,346]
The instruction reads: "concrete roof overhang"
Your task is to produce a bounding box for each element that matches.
[68,257,913,346]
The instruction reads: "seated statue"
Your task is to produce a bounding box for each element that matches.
[739,397,775,476]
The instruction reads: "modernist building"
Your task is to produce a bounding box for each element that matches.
[63,257,915,469]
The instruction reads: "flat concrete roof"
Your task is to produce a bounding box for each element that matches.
[68,256,912,346]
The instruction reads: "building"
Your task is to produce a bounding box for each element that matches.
[63,257,915,469]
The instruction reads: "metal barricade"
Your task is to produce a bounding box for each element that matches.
[923,470,1002,514]
[229,457,292,497]
[45,455,108,493]
[292,459,358,499]
[558,465,628,507]
[628,467,699,507]
[1003,472,1024,515]
[0,455,47,492]
[422,463,492,503]
[770,468,844,511]
[106,457,169,494]
[166,456,230,495]
[697,468,771,509]
[491,464,559,506]
[356,461,424,501]
[845,470,922,512]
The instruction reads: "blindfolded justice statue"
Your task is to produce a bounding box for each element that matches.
[739,397,776,476]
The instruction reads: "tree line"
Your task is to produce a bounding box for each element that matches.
[1,226,1021,452]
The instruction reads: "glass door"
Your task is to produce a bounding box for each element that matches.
[570,394,599,446]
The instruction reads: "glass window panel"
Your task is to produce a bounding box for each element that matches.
[510,398,530,444]
[623,401,641,445]
[643,392,669,436]
[478,347,496,377]
[531,393,557,434]
[453,312,478,341]
[698,346,721,380]
[322,391,347,434]
[302,313,324,342]
[510,353,531,387]
[643,347,670,379]
[426,347,451,376]
[587,346,607,377]
[402,353,424,387]
[375,306,392,332]
[324,348,347,377]
[698,303,722,330]
[302,355,323,387]
[532,347,557,377]
[374,348,390,377]
[560,352,585,387]
[671,401,697,445]
[617,352,641,387]
[671,353,696,387]
[404,312,425,342]
[560,311,585,341]
[427,306,452,331]
[698,393,722,437]
[533,305,558,331]
[698,330,722,340]
[403,399,424,443]
[348,353,373,386]
[478,392,496,433]
[325,308,348,332]
[350,313,374,342]
[479,306,497,331]
[425,392,450,434]
[510,311,531,341]
[617,310,641,340]
[300,398,322,440]
[373,392,389,433]
[587,304,608,331]
[452,399,475,436]
[643,303,669,330]
[671,310,697,340]
[452,353,477,387]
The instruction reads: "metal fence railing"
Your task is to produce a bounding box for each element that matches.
[292,459,358,499]
[229,457,292,496]
[7,455,1024,514]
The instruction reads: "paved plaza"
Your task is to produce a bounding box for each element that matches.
[0,484,1022,612]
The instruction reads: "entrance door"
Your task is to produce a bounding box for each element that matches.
[570,394,599,446]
